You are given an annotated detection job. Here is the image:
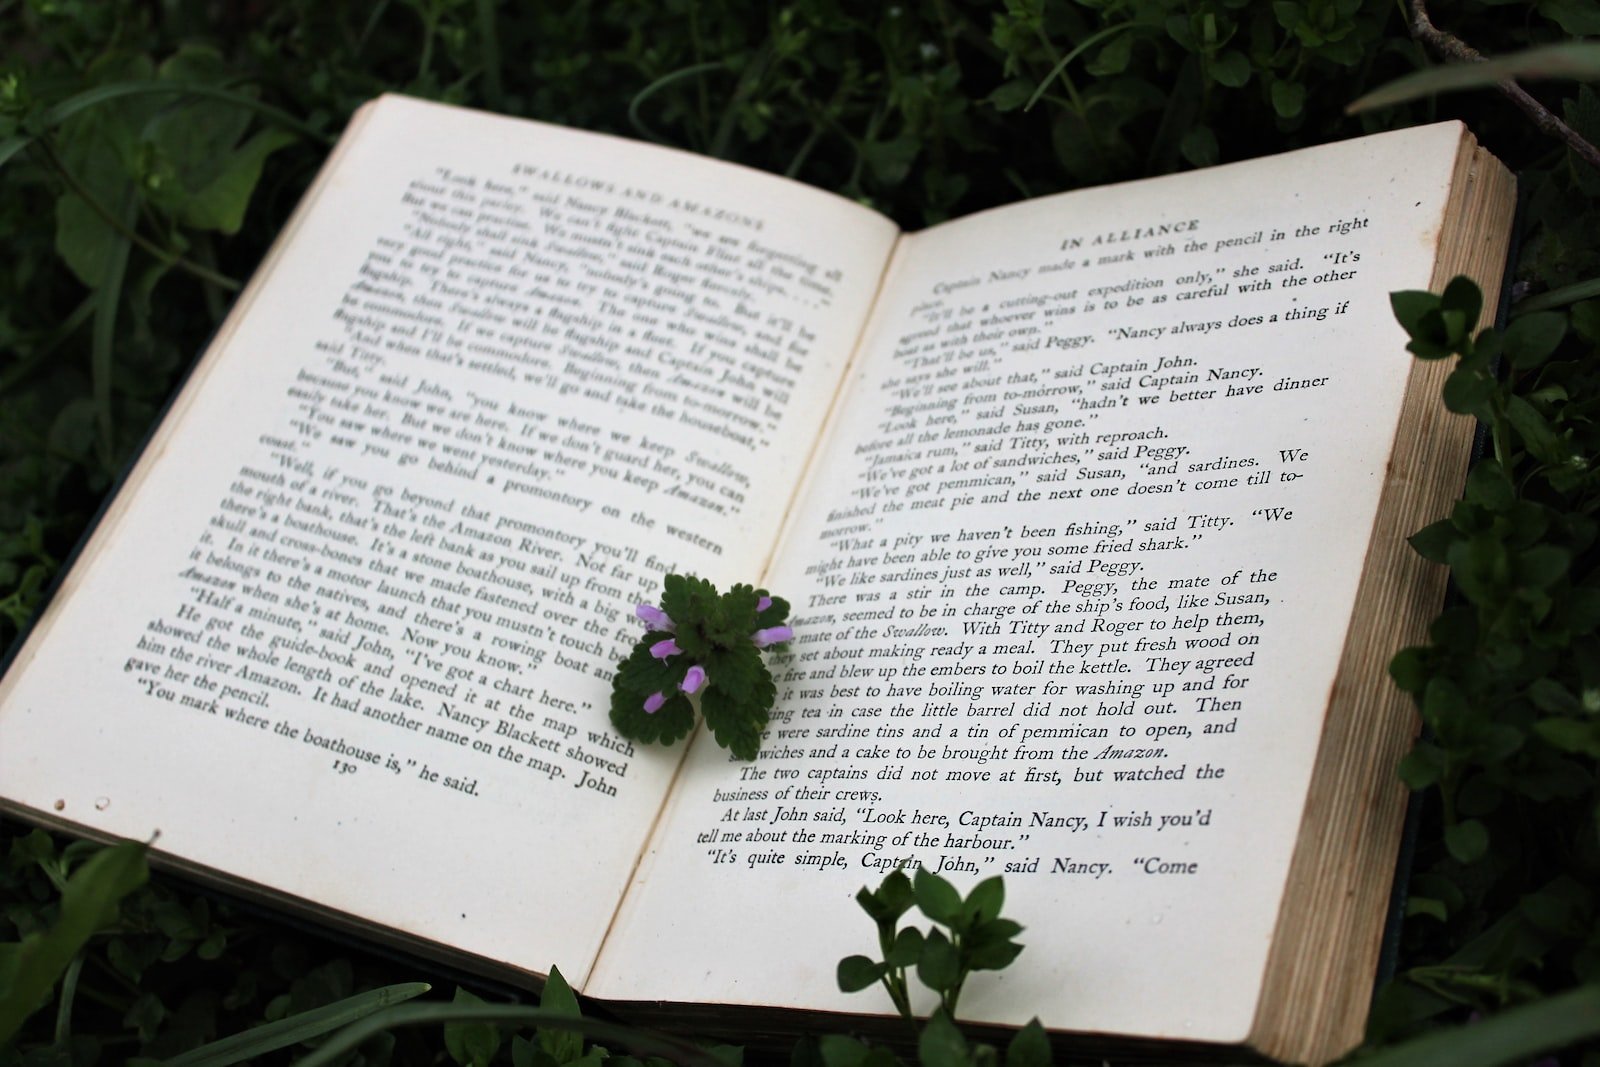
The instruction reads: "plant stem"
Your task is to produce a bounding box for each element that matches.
[1408,0,1600,172]
[33,140,241,292]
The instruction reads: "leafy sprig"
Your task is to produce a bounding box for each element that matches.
[610,574,791,760]
[1377,278,1600,1038]
[828,869,1041,1067]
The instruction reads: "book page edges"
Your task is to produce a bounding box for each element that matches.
[1247,131,1516,1065]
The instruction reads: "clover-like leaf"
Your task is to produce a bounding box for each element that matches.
[837,955,886,993]
[1005,1020,1051,1067]
[913,868,963,926]
[1444,819,1490,864]
[1391,290,1441,337]
[886,926,925,968]
[918,1010,969,1067]
[916,929,960,992]
[962,876,1005,927]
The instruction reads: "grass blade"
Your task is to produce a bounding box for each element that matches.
[0,841,148,1046]
[1356,985,1600,1067]
[289,1003,728,1067]
[1348,42,1600,113]
[162,982,431,1066]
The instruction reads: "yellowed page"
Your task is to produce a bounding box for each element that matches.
[593,123,1468,1041]
[0,95,897,984]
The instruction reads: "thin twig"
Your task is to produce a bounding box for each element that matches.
[1409,0,1600,172]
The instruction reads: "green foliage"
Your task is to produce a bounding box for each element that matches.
[1378,278,1600,1046]
[0,838,147,1045]
[610,575,791,759]
[833,870,1036,1067]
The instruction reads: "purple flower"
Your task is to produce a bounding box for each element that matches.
[752,626,793,648]
[756,596,772,613]
[643,691,667,714]
[636,603,674,630]
[680,665,707,694]
[650,637,681,660]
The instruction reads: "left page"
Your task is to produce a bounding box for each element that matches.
[0,95,899,984]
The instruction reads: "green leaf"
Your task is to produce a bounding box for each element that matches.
[1354,984,1600,1067]
[610,643,696,747]
[538,966,585,1064]
[1541,0,1600,35]
[1502,310,1567,368]
[1349,42,1600,113]
[886,926,924,968]
[837,955,886,993]
[1210,50,1251,88]
[1391,291,1441,336]
[818,1034,870,1067]
[1389,646,1430,692]
[962,876,1005,926]
[1534,718,1600,758]
[1178,126,1218,167]
[913,868,963,925]
[916,929,960,992]
[164,982,430,1066]
[876,870,915,922]
[0,840,148,1047]
[1085,33,1133,77]
[987,80,1034,112]
[963,919,1025,970]
[1439,277,1484,327]
[1406,896,1449,922]
[700,682,767,761]
[1270,80,1306,118]
[1528,678,1581,714]
[1445,819,1490,863]
[917,1011,969,1067]
[174,127,296,234]
[1006,1020,1051,1067]
[1503,395,1560,458]
[1518,545,1570,588]
[444,988,502,1067]
[1407,520,1457,564]
[1442,367,1494,416]
[1464,461,1515,511]
[1398,744,1446,790]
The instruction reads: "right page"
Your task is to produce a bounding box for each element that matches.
[593,123,1476,1045]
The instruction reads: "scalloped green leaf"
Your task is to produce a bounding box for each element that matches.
[701,683,766,760]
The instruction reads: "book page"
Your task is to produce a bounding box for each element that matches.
[593,124,1466,1040]
[0,96,897,983]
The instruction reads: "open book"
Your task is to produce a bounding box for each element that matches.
[0,95,1513,1064]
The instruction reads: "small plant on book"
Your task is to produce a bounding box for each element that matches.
[610,574,792,760]
[826,868,1048,1067]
